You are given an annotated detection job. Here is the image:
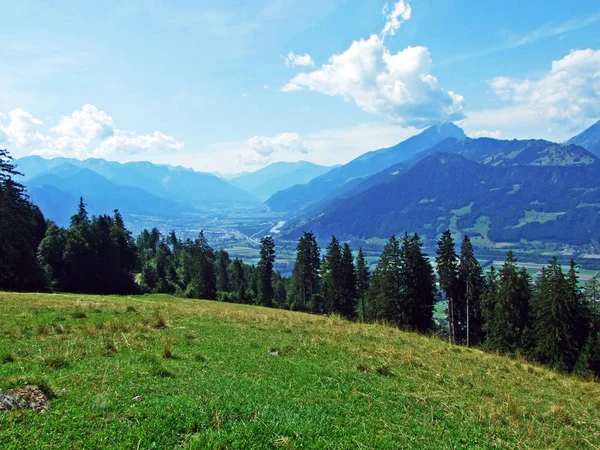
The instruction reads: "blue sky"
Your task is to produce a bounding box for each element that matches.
[1,0,599,173]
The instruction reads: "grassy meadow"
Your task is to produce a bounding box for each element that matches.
[1,292,600,449]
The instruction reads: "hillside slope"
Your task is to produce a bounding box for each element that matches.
[0,291,598,448]
[282,152,600,246]
[265,123,465,212]
[567,119,600,157]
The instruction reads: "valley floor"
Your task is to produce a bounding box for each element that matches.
[0,292,599,449]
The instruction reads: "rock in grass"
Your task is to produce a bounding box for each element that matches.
[0,385,52,413]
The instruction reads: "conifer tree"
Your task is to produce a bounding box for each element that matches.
[0,149,47,291]
[356,247,371,320]
[340,243,358,319]
[483,251,531,353]
[288,231,321,310]
[366,236,403,323]
[458,235,485,346]
[531,259,587,371]
[436,230,460,343]
[215,249,231,292]
[257,235,276,307]
[321,236,344,315]
[229,258,249,303]
[400,233,437,332]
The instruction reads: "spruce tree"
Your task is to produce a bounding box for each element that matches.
[321,236,344,315]
[288,231,321,310]
[458,236,485,346]
[366,236,403,323]
[229,258,249,303]
[0,149,47,291]
[436,230,460,343]
[257,235,276,307]
[356,247,371,321]
[401,233,436,332]
[483,251,532,353]
[215,249,231,292]
[340,243,357,319]
[531,259,587,371]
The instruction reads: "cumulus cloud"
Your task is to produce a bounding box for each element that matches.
[53,104,114,141]
[488,48,600,130]
[283,34,464,126]
[380,0,411,40]
[285,52,315,68]
[0,108,47,147]
[0,104,183,159]
[468,129,502,139]
[239,132,309,165]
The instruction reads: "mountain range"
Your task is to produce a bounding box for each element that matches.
[265,123,466,212]
[567,119,600,157]
[13,118,600,246]
[277,121,600,247]
[229,161,334,201]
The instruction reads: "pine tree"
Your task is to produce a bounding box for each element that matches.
[321,236,344,315]
[184,231,216,299]
[356,247,371,321]
[0,149,47,291]
[436,230,460,344]
[401,233,437,332]
[215,249,231,292]
[229,258,249,303]
[340,243,357,319]
[257,235,276,307]
[458,236,485,346]
[366,236,403,323]
[288,231,321,310]
[483,251,532,353]
[531,259,587,371]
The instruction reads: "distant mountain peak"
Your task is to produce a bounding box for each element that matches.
[567,119,600,158]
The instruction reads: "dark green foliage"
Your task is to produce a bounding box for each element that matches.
[482,251,532,353]
[356,247,371,321]
[340,243,357,319]
[0,149,47,291]
[215,249,231,293]
[530,259,588,371]
[458,235,485,346]
[257,235,276,307]
[367,234,436,332]
[321,236,343,316]
[288,231,321,311]
[183,232,217,300]
[436,230,460,343]
[38,201,139,294]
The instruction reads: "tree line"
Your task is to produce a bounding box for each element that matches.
[2,148,600,377]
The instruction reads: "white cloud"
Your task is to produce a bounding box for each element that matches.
[193,123,420,173]
[284,52,315,68]
[239,132,309,165]
[0,104,183,159]
[467,129,502,139]
[283,34,464,126]
[461,49,600,141]
[263,84,270,90]
[487,49,600,130]
[380,0,412,40]
[52,104,114,141]
[0,108,46,147]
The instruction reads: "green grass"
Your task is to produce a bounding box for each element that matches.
[1,292,600,449]
[511,210,566,228]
